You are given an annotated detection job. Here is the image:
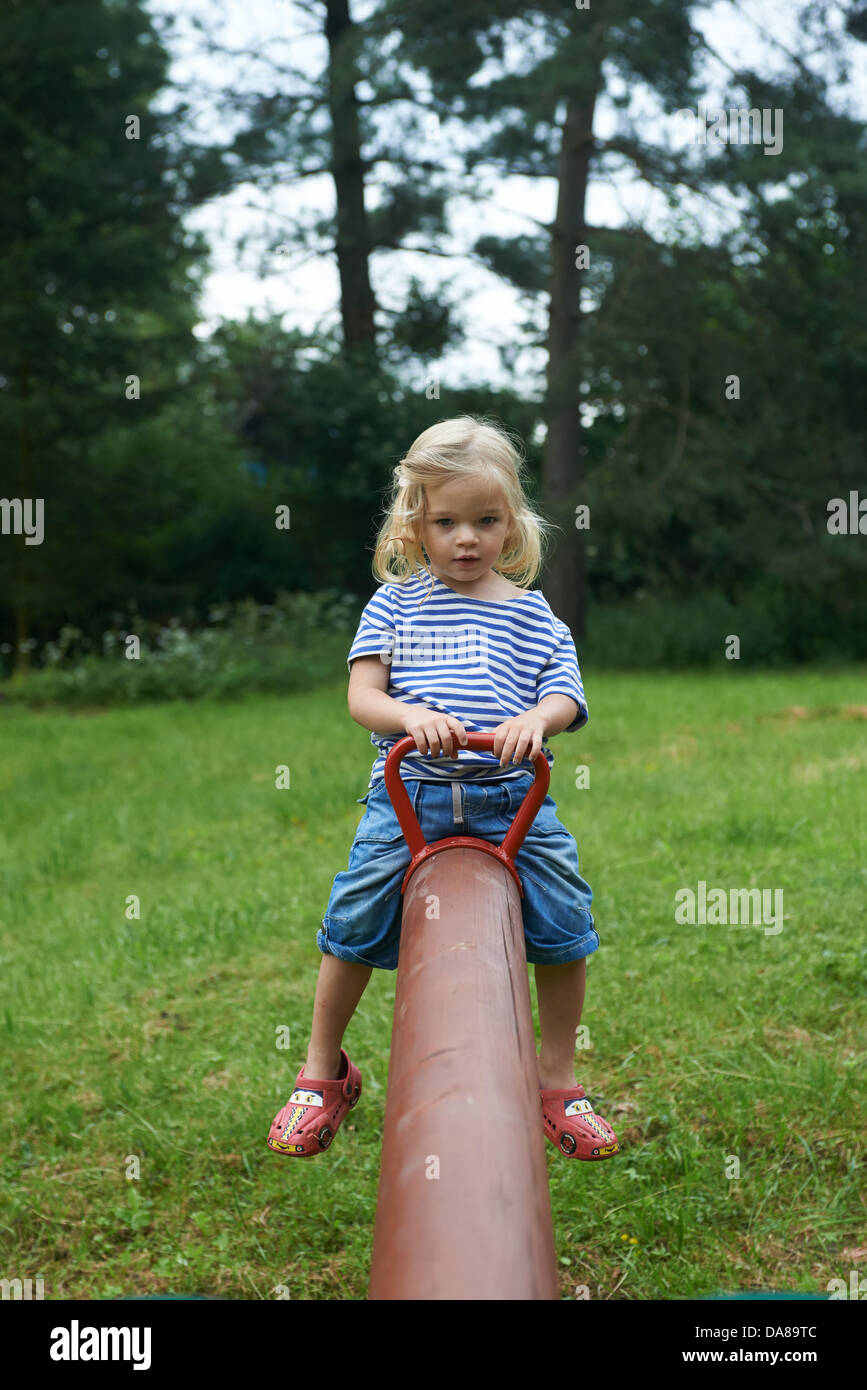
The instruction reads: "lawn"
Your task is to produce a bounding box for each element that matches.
[0,669,864,1300]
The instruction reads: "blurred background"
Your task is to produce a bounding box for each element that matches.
[2,0,866,701]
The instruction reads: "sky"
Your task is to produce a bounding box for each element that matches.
[145,0,867,396]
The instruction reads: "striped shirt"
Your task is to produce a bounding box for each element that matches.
[347,568,588,788]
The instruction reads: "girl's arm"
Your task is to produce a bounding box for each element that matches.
[348,654,408,735]
[534,693,580,736]
[348,655,467,758]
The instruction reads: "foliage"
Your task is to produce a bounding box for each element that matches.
[0,590,358,706]
[1,0,866,667]
[583,580,867,668]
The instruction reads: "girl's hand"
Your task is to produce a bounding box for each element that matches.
[402,707,469,759]
[492,712,546,767]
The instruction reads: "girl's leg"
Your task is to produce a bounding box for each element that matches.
[305,954,373,1080]
[533,958,587,1090]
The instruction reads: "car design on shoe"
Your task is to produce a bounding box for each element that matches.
[268,1089,325,1153]
[289,1089,324,1108]
[564,1097,594,1116]
[540,1086,621,1159]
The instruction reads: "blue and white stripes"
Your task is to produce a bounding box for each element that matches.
[347,569,588,788]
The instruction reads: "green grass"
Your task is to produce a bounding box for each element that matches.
[0,670,865,1300]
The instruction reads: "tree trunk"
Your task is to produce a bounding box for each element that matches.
[543,90,598,640]
[324,0,377,359]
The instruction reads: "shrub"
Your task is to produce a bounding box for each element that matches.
[0,590,360,707]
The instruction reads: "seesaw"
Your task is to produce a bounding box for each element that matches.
[368,732,560,1301]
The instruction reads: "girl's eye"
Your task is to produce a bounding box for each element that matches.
[435,517,498,526]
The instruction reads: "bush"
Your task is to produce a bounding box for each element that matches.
[0,590,360,707]
[582,581,867,668]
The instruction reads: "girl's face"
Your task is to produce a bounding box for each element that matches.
[420,477,512,587]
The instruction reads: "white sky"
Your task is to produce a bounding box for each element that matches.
[146,0,867,395]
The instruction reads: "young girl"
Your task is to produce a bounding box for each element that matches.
[267,416,620,1162]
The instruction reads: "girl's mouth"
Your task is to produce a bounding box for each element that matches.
[455,557,479,566]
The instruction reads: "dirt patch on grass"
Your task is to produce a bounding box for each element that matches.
[791,750,867,782]
[765,703,867,724]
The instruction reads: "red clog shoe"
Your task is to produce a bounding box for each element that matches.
[266,1047,361,1158]
[540,1081,620,1160]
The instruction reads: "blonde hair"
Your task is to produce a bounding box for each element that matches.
[371,416,556,605]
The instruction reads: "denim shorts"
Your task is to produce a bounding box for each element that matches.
[317,774,598,971]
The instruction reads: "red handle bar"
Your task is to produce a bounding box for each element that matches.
[382,732,550,873]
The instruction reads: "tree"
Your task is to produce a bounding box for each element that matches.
[0,0,245,672]
[379,0,707,636]
[188,0,466,366]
